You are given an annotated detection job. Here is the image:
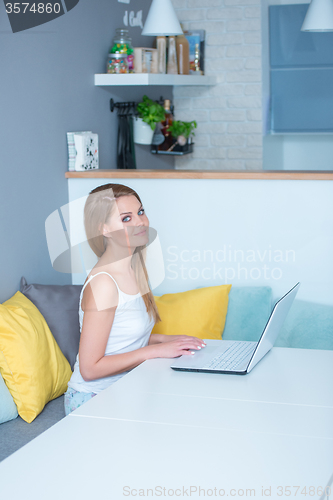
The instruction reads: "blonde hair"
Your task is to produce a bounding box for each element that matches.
[84,183,161,324]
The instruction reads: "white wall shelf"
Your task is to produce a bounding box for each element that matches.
[94,73,216,86]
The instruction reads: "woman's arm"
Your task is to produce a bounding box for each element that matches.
[148,333,207,345]
[79,275,205,382]
[79,275,150,381]
[148,333,169,345]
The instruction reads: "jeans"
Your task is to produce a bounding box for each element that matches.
[64,386,98,416]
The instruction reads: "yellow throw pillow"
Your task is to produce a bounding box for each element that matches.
[0,291,72,423]
[152,284,232,340]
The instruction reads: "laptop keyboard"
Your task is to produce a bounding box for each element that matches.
[202,342,257,371]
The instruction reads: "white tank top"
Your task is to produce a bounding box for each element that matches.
[67,271,155,394]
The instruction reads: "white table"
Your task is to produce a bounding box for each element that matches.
[0,344,332,500]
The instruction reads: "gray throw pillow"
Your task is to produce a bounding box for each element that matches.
[20,277,81,370]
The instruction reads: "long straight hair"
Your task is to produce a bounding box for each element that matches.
[83,183,161,324]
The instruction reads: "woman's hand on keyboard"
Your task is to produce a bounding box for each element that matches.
[147,337,206,359]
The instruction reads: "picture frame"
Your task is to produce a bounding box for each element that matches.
[184,29,205,75]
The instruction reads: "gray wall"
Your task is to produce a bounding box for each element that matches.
[0,0,173,302]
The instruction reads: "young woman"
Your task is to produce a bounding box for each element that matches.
[64,183,206,415]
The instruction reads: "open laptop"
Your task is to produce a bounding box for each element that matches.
[170,282,300,375]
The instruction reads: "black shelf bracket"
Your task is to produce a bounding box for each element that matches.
[110,96,171,115]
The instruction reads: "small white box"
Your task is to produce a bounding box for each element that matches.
[134,47,158,74]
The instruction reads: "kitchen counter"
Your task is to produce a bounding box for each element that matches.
[65,170,333,180]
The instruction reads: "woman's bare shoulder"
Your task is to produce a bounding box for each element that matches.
[81,273,118,312]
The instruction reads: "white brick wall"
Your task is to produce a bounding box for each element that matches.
[171,0,263,170]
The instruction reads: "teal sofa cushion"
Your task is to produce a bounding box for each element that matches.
[0,373,18,424]
[275,300,333,350]
[223,286,272,342]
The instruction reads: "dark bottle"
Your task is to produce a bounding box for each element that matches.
[158,99,174,151]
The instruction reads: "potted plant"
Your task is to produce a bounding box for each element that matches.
[134,96,166,145]
[166,120,197,152]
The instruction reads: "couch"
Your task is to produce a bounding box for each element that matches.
[0,280,332,463]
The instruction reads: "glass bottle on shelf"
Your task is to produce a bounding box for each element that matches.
[158,99,174,151]
[109,28,134,73]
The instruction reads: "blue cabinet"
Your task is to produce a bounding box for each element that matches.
[269,4,333,132]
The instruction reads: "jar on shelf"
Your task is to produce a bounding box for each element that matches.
[106,53,129,74]
[109,28,134,73]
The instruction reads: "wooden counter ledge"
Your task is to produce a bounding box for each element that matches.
[65,170,333,180]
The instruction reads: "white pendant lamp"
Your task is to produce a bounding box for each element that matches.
[142,0,183,36]
[301,0,333,31]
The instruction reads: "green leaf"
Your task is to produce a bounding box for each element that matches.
[136,96,166,129]
[167,120,197,139]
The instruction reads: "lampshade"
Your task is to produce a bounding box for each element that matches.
[142,0,183,36]
[301,0,333,31]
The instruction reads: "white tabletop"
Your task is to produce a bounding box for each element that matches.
[72,344,333,409]
[0,414,332,500]
[70,389,333,440]
[1,345,332,500]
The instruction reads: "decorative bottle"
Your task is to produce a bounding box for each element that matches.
[158,99,174,151]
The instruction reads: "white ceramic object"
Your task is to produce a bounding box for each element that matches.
[133,117,155,145]
[67,131,99,171]
[141,0,183,36]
